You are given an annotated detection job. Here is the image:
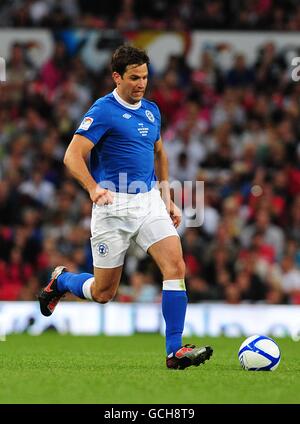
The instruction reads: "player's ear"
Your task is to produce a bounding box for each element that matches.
[112,72,122,85]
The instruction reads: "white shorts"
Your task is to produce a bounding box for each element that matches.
[90,188,179,268]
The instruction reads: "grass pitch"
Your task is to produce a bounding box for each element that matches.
[0,333,299,404]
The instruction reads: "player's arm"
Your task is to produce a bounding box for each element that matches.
[154,138,181,228]
[64,134,113,205]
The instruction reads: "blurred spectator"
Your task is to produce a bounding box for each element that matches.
[240,208,285,259]
[181,227,204,278]
[280,255,300,304]
[2,1,300,31]
[186,276,212,302]
[235,257,267,302]
[0,248,33,300]
[287,195,300,244]
[6,42,36,104]
[151,70,184,126]
[211,88,246,129]
[40,41,70,97]
[226,53,255,88]
[18,169,56,207]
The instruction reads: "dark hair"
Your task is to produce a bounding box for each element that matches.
[111,45,150,77]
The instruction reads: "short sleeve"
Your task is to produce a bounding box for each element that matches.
[154,103,161,142]
[75,101,111,145]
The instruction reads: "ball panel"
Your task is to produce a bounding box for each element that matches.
[241,351,271,369]
[238,352,248,369]
[239,335,260,351]
[256,339,280,358]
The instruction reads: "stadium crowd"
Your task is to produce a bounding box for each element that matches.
[1,22,300,305]
[1,0,300,31]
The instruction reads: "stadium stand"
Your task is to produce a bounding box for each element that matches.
[1,1,300,305]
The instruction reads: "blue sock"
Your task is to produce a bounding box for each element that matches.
[162,283,187,356]
[57,272,93,299]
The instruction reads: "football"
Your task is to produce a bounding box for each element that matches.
[238,335,281,371]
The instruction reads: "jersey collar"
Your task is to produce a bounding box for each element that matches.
[113,89,142,110]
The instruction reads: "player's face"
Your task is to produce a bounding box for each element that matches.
[113,63,148,104]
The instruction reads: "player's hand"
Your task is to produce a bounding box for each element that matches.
[89,185,114,206]
[168,200,182,228]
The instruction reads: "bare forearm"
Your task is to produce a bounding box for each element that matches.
[155,148,169,181]
[64,134,113,206]
[155,150,181,227]
[155,151,171,204]
[64,152,97,193]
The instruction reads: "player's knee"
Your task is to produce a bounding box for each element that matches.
[92,291,115,304]
[174,259,186,277]
[164,258,185,279]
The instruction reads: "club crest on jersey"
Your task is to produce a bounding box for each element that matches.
[97,243,109,257]
[145,110,155,122]
[79,116,93,130]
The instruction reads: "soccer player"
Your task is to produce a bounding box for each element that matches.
[38,45,213,370]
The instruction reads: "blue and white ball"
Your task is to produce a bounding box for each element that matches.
[238,335,281,371]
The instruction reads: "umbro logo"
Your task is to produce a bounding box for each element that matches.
[122,113,132,119]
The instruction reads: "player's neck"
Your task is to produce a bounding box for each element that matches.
[113,88,141,110]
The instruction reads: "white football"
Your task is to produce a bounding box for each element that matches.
[238,335,281,371]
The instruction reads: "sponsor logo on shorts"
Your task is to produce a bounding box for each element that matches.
[145,110,154,122]
[97,242,109,256]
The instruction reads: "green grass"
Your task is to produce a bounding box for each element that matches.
[0,333,299,404]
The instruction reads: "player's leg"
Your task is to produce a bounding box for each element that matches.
[148,235,213,369]
[39,205,130,316]
[83,265,123,303]
[147,235,188,358]
[56,265,123,304]
[38,264,123,316]
[135,189,213,369]
[135,190,188,361]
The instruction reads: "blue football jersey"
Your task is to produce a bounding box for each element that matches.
[75,89,161,193]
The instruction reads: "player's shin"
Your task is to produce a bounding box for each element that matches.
[162,279,187,356]
[57,272,94,299]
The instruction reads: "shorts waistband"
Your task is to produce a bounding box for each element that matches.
[112,187,159,199]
